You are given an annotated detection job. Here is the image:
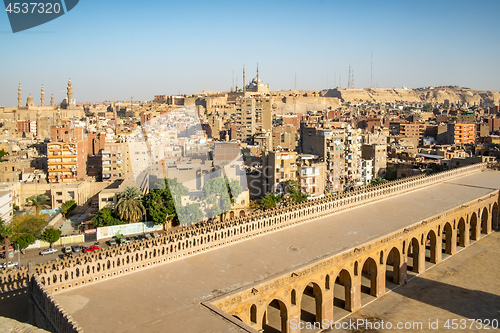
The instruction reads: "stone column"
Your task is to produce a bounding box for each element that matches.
[399,257,408,285]
[348,278,362,312]
[322,287,334,323]
[376,268,386,297]
[287,306,301,333]
[449,231,457,255]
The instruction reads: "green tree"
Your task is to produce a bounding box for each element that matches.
[0,219,14,269]
[41,227,61,248]
[202,176,242,218]
[177,203,204,226]
[14,234,36,250]
[283,180,308,204]
[116,186,145,223]
[259,192,282,210]
[143,178,188,227]
[0,149,8,162]
[11,214,47,239]
[12,204,19,212]
[92,208,124,227]
[369,177,389,186]
[61,200,77,217]
[26,194,50,215]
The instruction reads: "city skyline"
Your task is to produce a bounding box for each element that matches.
[1,0,500,106]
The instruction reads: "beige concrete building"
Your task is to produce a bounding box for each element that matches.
[297,154,325,198]
[101,141,131,181]
[262,151,298,194]
[235,96,272,143]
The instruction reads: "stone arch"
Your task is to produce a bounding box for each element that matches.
[481,207,489,234]
[470,212,479,241]
[386,247,401,285]
[425,230,438,264]
[442,222,453,256]
[262,299,288,333]
[299,281,324,324]
[407,237,421,273]
[291,289,297,305]
[325,274,330,290]
[239,210,246,217]
[493,202,499,231]
[361,257,379,298]
[457,217,467,248]
[334,269,353,311]
[229,211,235,219]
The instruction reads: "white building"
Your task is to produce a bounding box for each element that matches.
[0,191,13,224]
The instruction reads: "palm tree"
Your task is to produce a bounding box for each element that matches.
[27,194,50,215]
[0,219,14,269]
[116,187,145,223]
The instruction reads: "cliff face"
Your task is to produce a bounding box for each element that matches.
[322,87,500,106]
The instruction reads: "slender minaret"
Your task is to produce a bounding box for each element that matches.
[243,66,246,94]
[17,84,22,107]
[67,79,73,104]
[256,63,259,82]
[40,85,45,106]
[50,93,55,108]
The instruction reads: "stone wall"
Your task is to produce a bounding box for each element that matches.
[29,276,82,333]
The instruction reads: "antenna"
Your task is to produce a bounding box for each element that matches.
[348,65,352,89]
[370,51,373,88]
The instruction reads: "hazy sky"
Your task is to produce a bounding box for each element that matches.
[1,0,499,106]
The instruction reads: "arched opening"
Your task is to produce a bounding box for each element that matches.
[229,211,235,219]
[481,208,489,234]
[361,257,378,300]
[442,222,453,257]
[386,247,401,285]
[250,304,257,324]
[239,210,246,217]
[334,269,352,311]
[325,275,330,290]
[291,289,296,305]
[493,203,499,231]
[233,315,243,322]
[457,218,467,248]
[470,212,478,241]
[300,282,323,324]
[262,299,288,333]
[407,237,420,273]
[425,230,438,264]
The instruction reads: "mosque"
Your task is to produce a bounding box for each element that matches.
[0,80,85,139]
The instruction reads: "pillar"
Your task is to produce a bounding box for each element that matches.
[348,278,362,312]
[375,269,386,297]
[415,247,426,274]
[399,258,408,285]
[287,306,301,333]
[448,231,457,255]
[322,287,334,323]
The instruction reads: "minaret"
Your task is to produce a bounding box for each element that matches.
[40,85,45,107]
[51,93,55,108]
[67,79,73,104]
[256,63,259,83]
[17,84,22,108]
[243,66,246,94]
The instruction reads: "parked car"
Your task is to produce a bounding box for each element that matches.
[120,240,131,246]
[40,248,58,256]
[127,235,136,243]
[64,252,73,258]
[72,245,81,252]
[83,245,99,253]
[108,238,117,246]
[0,261,19,269]
[63,246,72,254]
[145,233,152,239]
[153,233,161,238]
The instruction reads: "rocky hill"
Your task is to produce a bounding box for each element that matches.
[321,87,500,106]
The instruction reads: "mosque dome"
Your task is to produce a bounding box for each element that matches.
[26,95,35,107]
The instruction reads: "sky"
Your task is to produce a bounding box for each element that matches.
[0,0,499,106]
